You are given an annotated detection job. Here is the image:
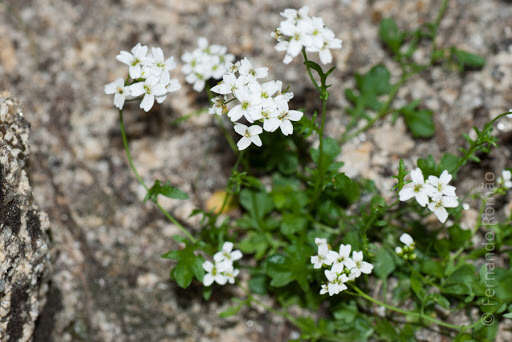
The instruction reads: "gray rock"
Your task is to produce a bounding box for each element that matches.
[0,94,51,342]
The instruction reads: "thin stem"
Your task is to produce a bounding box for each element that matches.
[302,49,329,207]
[118,110,197,243]
[312,96,328,206]
[351,285,483,332]
[302,48,320,90]
[216,151,244,216]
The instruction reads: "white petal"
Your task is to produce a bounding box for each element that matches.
[129,64,142,79]
[400,233,414,246]
[114,93,125,109]
[231,250,242,261]
[440,170,452,184]
[352,251,363,262]
[319,49,332,65]
[203,260,214,272]
[410,168,424,184]
[228,105,244,122]
[203,274,214,286]
[280,119,293,136]
[263,118,281,132]
[415,192,429,207]
[234,123,247,136]
[399,185,415,202]
[287,39,303,57]
[287,110,303,121]
[104,81,118,94]
[237,137,251,150]
[215,274,227,285]
[223,242,234,252]
[250,135,262,147]
[140,94,155,112]
[128,82,145,96]
[248,125,263,135]
[433,207,448,223]
[116,51,133,65]
[442,196,459,208]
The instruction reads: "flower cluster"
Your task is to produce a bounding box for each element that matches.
[105,43,181,111]
[181,38,235,92]
[311,238,373,296]
[399,168,459,223]
[498,170,512,189]
[210,58,303,150]
[272,6,342,65]
[395,233,416,260]
[202,242,242,286]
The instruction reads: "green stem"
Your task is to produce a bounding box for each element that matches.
[453,112,512,173]
[118,110,197,243]
[302,49,329,207]
[216,151,244,216]
[351,285,483,332]
[302,48,320,90]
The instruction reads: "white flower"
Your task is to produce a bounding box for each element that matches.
[202,260,228,286]
[427,170,456,197]
[310,243,337,269]
[211,73,239,95]
[104,78,129,109]
[128,77,167,112]
[234,124,263,150]
[229,83,263,122]
[500,170,512,189]
[223,267,240,284]
[399,168,433,207]
[462,203,470,210]
[275,101,303,135]
[428,194,459,223]
[147,47,176,83]
[116,43,148,79]
[399,233,414,247]
[317,29,342,65]
[351,251,373,276]
[395,246,403,255]
[214,242,243,264]
[238,58,268,80]
[273,6,341,65]
[333,244,356,269]
[182,38,234,92]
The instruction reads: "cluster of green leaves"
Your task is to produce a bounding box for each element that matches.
[142,3,512,342]
[342,10,485,142]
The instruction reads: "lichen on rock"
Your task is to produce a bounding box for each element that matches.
[0,93,51,342]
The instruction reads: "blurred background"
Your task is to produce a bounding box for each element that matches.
[1,0,512,341]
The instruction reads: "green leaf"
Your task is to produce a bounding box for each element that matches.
[379,18,404,54]
[394,159,408,191]
[451,48,485,70]
[169,242,204,288]
[239,189,274,220]
[219,304,242,318]
[249,274,267,294]
[278,153,299,175]
[373,246,395,279]
[400,102,435,138]
[410,271,426,302]
[281,213,307,236]
[145,180,189,202]
[439,153,460,175]
[239,231,268,259]
[332,173,360,204]
[503,312,512,319]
